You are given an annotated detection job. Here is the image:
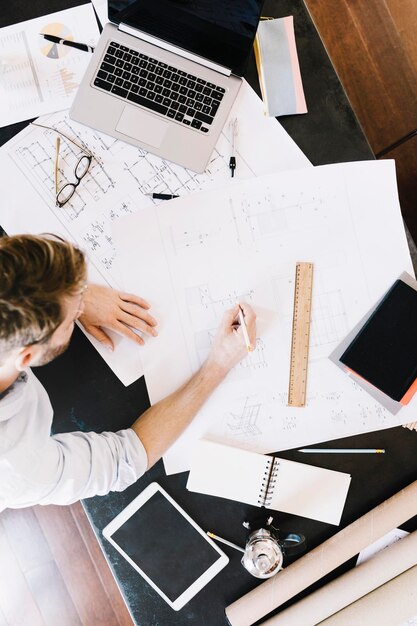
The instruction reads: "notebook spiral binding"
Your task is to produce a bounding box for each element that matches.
[258,458,280,506]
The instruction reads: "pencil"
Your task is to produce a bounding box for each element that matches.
[298,448,385,454]
[54,136,60,194]
[238,305,252,352]
[206,532,245,553]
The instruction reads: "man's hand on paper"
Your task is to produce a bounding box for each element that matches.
[206,303,256,376]
[79,284,158,350]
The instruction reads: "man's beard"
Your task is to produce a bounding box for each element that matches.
[35,338,71,366]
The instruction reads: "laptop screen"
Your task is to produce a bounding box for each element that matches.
[108,0,265,76]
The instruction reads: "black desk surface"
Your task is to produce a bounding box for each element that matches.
[1,2,416,625]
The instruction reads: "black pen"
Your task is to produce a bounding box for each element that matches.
[147,193,179,200]
[40,33,95,53]
[229,118,238,177]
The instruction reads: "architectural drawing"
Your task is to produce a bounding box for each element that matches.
[185,283,254,327]
[112,160,416,473]
[0,80,310,387]
[6,104,263,290]
[225,397,262,438]
[231,188,323,251]
[7,113,256,288]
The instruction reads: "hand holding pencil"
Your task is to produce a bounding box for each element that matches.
[206,303,256,375]
[238,304,253,352]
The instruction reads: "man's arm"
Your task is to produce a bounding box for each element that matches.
[131,303,256,468]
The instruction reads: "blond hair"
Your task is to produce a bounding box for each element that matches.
[0,234,86,357]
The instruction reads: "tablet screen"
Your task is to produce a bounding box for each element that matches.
[111,490,220,602]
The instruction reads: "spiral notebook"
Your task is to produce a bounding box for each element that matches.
[187,440,351,525]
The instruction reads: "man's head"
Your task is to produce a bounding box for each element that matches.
[0,234,87,370]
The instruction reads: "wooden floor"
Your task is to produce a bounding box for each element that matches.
[304,0,417,242]
[0,504,133,626]
[1,3,416,625]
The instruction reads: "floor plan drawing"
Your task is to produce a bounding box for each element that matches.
[310,289,348,349]
[114,160,416,474]
[0,80,310,387]
[185,283,254,326]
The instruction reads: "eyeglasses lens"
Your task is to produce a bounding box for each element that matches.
[57,184,76,206]
[75,155,91,179]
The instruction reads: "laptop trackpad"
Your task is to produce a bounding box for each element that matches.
[116,106,169,148]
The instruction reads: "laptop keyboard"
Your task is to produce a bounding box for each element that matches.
[93,41,226,133]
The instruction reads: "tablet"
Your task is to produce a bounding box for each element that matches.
[102,482,229,611]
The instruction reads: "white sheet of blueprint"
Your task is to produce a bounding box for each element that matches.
[0,80,310,385]
[0,5,99,126]
[114,160,416,474]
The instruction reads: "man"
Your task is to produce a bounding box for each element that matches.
[0,234,256,511]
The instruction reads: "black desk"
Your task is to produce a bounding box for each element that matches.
[1,2,417,625]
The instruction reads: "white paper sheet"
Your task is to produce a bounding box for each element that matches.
[0,81,309,384]
[0,5,99,127]
[356,528,409,566]
[114,160,415,474]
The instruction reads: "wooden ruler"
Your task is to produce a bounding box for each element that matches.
[288,262,314,407]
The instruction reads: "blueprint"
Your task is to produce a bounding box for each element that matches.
[114,160,416,474]
[0,80,310,384]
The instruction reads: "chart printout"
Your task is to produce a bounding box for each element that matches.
[0,5,99,126]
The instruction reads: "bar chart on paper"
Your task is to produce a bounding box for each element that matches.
[0,4,99,126]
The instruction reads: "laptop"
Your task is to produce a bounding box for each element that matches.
[70,0,264,173]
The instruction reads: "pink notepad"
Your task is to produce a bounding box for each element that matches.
[254,16,307,116]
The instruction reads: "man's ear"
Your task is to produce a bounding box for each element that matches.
[15,346,39,371]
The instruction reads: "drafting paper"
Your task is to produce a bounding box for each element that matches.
[0,80,309,384]
[356,527,409,566]
[187,440,351,525]
[114,160,415,473]
[0,5,99,127]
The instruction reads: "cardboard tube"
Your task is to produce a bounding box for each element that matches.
[319,564,417,626]
[262,530,417,625]
[225,480,417,626]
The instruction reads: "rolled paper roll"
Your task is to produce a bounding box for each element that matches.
[320,564,417,626]
[225,479,417,626]
[402,422,417,431]
[262,530,417,625]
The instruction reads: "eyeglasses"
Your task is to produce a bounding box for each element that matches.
[30,122,94,208]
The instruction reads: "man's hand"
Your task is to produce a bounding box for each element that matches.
[206,303,256,377]
[78,284,158,350]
